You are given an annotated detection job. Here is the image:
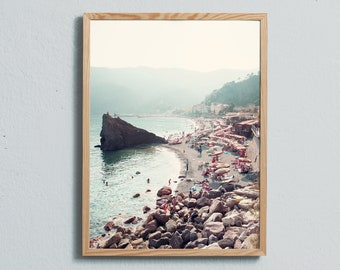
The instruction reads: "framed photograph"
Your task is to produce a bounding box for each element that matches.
[83,13,267,256]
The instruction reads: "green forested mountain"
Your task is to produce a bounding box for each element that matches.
[204,73,260,106]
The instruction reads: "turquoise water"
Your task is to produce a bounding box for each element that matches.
[89,115,194,238]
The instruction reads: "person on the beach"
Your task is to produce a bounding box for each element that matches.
[147,178,150,183]
[185,159,189,172]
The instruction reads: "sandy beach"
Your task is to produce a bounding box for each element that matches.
[166,121,260,194]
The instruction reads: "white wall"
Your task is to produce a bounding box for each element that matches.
[1,0,339,269]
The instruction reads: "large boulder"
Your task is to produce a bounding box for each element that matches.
[208,189,222,199]
[181,229,191,244]
[103,221,115,231]
[196,197,211,208]
[100,232,123,248]
[149,237,170,249]
[183,198,197,208]
[154,210,171,225]
[169,231,183,248]
[238,199,254,210]
[148,231,162,241]
[209,199,227,214]
[202,222,225,239]
[157,186,172,197]
[225,198,239,208]
[222,209,244,227]
[144,219,158,234]
[234,188,259,199]
[100,113,166,151]
[204,213,223,224]
[117,238,130,249]
[241,233,259,249]
[165,219,177,233]
[218,230,238,249]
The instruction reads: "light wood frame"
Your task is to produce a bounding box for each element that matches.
[83,13,267,256]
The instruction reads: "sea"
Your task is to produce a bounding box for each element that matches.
[89,114,195,238]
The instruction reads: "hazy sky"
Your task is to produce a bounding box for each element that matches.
[90,20,260,72]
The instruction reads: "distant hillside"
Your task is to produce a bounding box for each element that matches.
[90,67,256,115]
[204,73,260,107]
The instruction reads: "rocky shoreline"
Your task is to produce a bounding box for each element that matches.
[90,182,260,250]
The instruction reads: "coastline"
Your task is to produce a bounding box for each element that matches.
[89,116,261,250]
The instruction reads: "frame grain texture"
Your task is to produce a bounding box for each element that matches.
[82,13,267,257]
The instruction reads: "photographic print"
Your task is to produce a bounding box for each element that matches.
[82,13,267,256]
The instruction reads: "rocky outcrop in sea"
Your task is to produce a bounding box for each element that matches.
[100,113,167,151]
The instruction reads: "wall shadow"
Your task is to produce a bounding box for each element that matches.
[72,15,84,260]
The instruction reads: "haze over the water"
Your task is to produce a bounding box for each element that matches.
[90,20,260,72]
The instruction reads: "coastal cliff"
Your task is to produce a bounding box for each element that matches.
[100,113,167,151]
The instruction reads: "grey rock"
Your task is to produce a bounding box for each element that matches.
[100,114,166,151]
[195,237,208,245]
[203,242,222,249]
[238,199,254,210]
[145,219,158,233]
[191,191,201,199]
[208,234,219,245]
[209,199,227,214]
[208,189,222,199]
[222,209,243,227]
[183,198,197,208]
[162,232,173,239]
[196,197,211,208]
[154,210,170,225]
[225,198,239,208]
[241,233,259,249]
[234,239,242,249]
[218,231,238,248]
[156,226,166,233]
[158,237,170,247]
[148,231,162,241]
[117,238,130,249]
[169,231,183,248]
[184,241,195,249]
[204,212,223,224]
[181,229,191,244]
[202,222,225,239]
[165,219,177,233]
[198,206,210,217]
[189,231,198,242]
[102,232,123,248]
[234,188,259,199]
